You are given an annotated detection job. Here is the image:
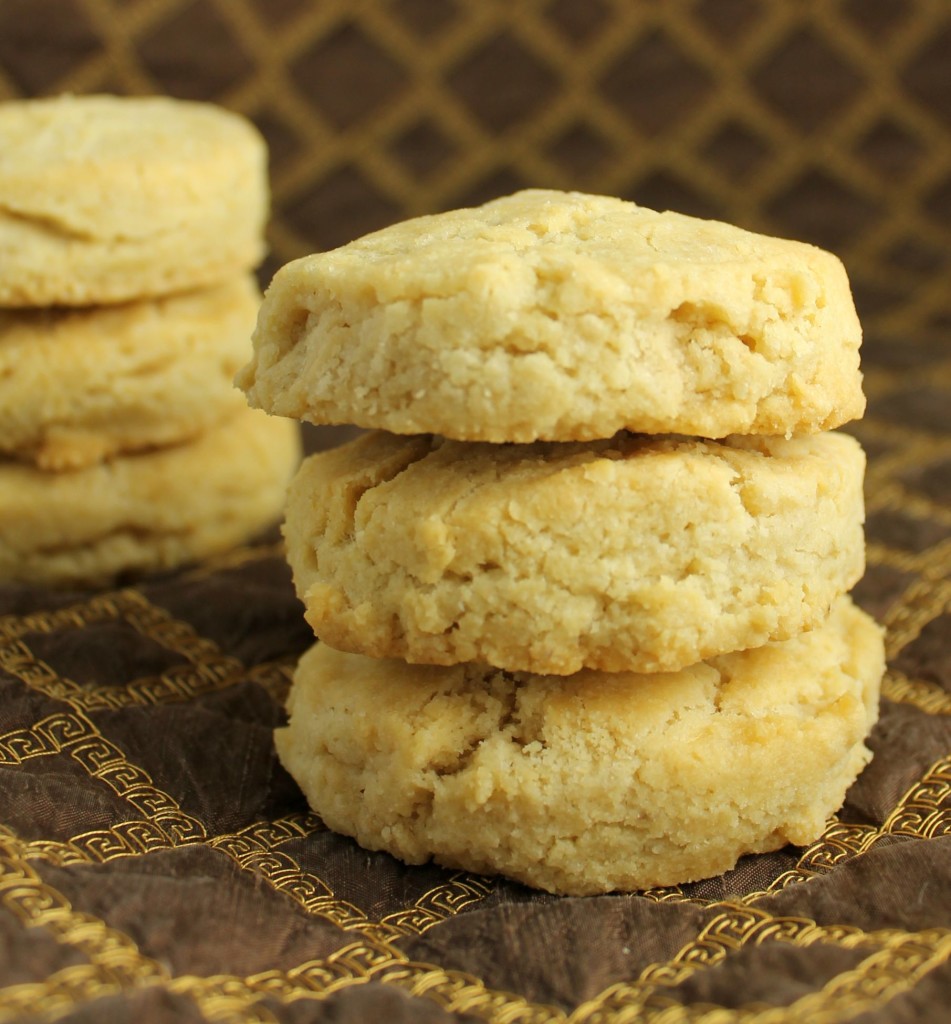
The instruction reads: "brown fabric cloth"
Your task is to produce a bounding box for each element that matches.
[1,335,950,1022]
[2,2,950,1020]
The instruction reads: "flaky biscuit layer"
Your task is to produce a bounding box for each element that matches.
[0,407,300,586]
[0,94,267,306]
[240,189,864,441]
[284,428,866,675]
[0,276,259,469]
[276,597,884,895]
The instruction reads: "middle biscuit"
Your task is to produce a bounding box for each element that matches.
[0,275,260,470]
[285,429,866,675]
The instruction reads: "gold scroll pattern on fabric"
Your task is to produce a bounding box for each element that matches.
[0,507,949,1021]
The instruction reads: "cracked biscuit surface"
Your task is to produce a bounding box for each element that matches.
[275,596,884,895]
[0,406,300,586]
[0,94,267,306]
[284,428,866,675]
[239,189,864,441]
[0,276,259,469]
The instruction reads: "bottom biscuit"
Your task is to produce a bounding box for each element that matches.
[276,597,884,896]
[0,406,300,587]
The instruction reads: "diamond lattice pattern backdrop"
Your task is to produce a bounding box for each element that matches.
[1,0,950,338]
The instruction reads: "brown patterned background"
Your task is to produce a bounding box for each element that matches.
[1,0,950,341]
[1,2,950,1022]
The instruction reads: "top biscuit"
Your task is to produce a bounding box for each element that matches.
[238,189,864,441]
[0,94,268,307]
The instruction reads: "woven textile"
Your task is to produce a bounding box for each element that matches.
[1,391,949,1021]
[1,2,950,1021]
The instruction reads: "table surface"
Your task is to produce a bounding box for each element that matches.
[1,333,949,1024]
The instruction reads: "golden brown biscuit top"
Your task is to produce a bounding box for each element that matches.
[288,189,852,311]
[0,93,266,238]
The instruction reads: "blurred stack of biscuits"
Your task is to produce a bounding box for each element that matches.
[238,189,885,895]
[0,94,299,586]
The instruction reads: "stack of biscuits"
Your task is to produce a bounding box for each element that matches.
[0,94,299,587]
[238,190,885,896]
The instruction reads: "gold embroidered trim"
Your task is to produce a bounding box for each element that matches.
[882,668,951,716]
[641,753,951,907]
[3,821,951,1024]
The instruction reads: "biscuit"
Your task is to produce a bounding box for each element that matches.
[276,596,884,896]
[283,428,866,675]
[0,276,260,470]
[0,94,267,307]
[238,189,864,442]
[0,406,300,587]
